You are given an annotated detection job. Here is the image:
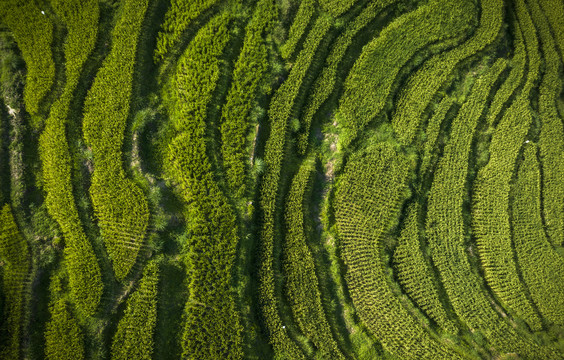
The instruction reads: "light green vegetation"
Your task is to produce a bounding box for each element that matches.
[82,0,150,281]
[335,144,468,359]
[0,0,54,116]
[45,299,84,360]
[471,0,542,331]
[259,14,332,359]
[39,0,102,317]
[1,0,563,358]
[162,13,244,359]
[511,145,564,326]
[393,204,458,334]
[283,157,344,358]
[391,0,504,145]
[338,0,479,147]
[111,260,159,360]
[221,0,276,197]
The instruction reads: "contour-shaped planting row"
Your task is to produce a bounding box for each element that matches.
[419,95,455,174]
[511,144,564,326]
[163,13,244,359]
[283,157,344,359]
[393,204,458,334]
[426,58,558,358]
[44,299,84,360]
[221,0,276,197]
[82,0,150,281]
[39,0,102,317]
[485,21,526,126]
[155,0,222,62]
[319,0,357,18]
[111,260,159,360]
[538,0,564,63]
[0,205,30,359]
[391,0,503,145]
[338,0,478,148]
[335,144,468,359]
[280,0,316,60]
[471,0,542,331]
[297,0,399,154]
[0,0,54,115]
[531,0,564,248]
[259,15,332,359]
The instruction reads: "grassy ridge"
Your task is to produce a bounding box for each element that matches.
[538,0,564,63]
[280,0,316,60]
[319,0,357,18]
[485,21,526,127]
[419,95,455,174]
[44,299,84,360]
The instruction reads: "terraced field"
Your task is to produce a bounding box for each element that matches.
[0,0,563,359]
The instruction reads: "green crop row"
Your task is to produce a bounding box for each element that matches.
[425,59,558,358]
[511,144,564,326]
[419,95,454,175]
[0,205,30,359]
[319,0,356,18]
[538,0,564,62]
[0,0,54,115]
[220,0,276,197]
[280,0,316,60]
[471,0,542,332]
[391,0,503,145]
[283,157,344,359]
[425,57,492,327]
[393,204,458,334]
[39,0,102,317]
[338,0,477,148]
[44,299,84,360]
[162,13,244,359]
[334,144,468,359]
[155,0,220,62]
[50,0,99,85]
[166,13,230,132]
[532,0,564,248]
[297,0,398,154]
[82,0,150,281]
[486,22,525,126]
[111,260,159,360]
[259,15,332,359]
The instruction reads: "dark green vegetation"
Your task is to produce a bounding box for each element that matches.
[0,0,563,358]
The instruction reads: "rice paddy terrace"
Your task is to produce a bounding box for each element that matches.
[0,0,563,359]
